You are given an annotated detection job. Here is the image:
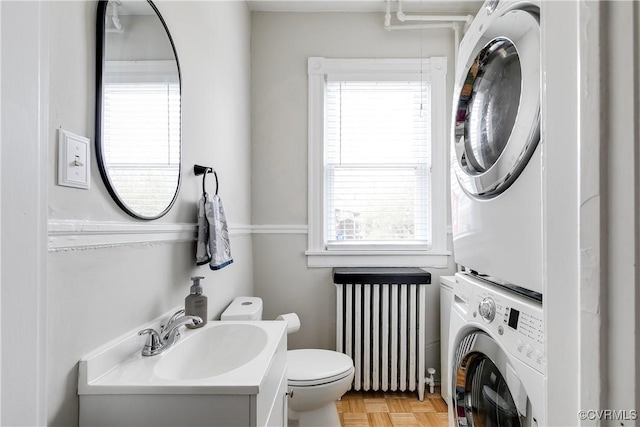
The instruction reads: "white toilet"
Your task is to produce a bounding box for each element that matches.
[221,297,354,427]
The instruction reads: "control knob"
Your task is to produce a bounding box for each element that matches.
[478,297,496,322]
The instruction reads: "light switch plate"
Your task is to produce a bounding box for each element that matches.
[58,129,90,189]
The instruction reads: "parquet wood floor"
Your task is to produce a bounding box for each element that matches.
[337,388,449,427]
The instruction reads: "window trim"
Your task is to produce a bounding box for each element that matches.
[306,57,450,268]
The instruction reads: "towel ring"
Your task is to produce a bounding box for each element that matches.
[194,164,218,197]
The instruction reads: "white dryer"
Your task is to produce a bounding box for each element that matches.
[450,0,542,296]
[448,272,544,426]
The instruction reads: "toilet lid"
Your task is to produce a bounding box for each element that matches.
[287,349,354,386]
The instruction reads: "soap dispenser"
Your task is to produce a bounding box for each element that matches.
[185,276,207,328]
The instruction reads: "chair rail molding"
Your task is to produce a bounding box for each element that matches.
[48,221,444,251]
[251,224,308,234]
[47,219,252,251]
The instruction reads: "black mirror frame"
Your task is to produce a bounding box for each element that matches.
[95,0,182,220]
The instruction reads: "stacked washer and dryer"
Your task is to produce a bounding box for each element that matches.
[447,0,545,425]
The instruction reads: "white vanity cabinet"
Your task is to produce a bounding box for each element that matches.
[78,318,288,427]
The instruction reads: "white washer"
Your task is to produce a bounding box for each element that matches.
[448,272,544,426]
[451,0,542,296]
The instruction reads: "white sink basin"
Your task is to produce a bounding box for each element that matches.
[155,323,268,380]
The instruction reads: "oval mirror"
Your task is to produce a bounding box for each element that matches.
[96,0,181,219]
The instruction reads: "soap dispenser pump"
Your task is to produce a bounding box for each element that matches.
[185,276,207,328]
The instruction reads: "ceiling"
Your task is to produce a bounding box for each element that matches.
[247,0,483,14]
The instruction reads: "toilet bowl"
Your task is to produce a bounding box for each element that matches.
[221,297,354,427]
[287,349,354,426]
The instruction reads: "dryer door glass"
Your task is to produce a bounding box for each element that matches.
[462,38,521,173]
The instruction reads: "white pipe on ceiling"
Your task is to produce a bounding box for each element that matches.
[386,23,456,30]
[395,0,473,26]
[383,0,473,64]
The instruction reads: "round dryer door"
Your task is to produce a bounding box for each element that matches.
[452,332,536,427]
[453,7,540,198]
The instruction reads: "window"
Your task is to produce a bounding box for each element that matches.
[307,58,449,267]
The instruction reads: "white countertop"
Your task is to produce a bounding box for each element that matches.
[78,317,287,395]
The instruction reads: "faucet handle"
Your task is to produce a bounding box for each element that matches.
[138,328,163,356]
[160,309,185,334]
[162,315,203,344]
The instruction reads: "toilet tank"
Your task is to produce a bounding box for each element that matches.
[221,296,263,320]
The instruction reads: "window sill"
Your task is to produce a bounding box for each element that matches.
[325,242,431,252]
[305,250,451,268]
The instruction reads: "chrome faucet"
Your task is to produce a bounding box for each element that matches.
[138,310,203,356]
[160,309,187,335]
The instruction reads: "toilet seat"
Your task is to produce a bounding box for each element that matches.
[287,349,354,387]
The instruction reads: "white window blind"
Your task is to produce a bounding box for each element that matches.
[324,80,432,247]
[103,81,180,216]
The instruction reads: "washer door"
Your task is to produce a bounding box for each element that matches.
[452,332,535,427]
[453,8,540,198]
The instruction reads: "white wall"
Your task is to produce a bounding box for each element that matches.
[250,12,456,381]
[46,2,252,426]
[1,2,48,425]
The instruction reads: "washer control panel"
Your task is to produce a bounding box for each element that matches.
[466,277,544,373]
